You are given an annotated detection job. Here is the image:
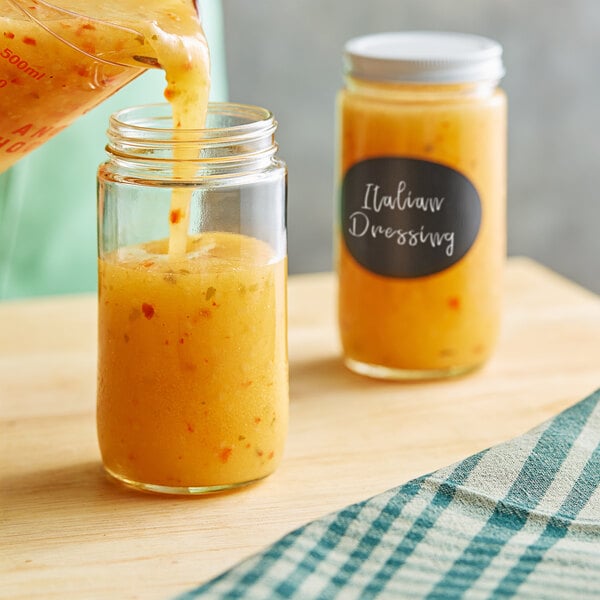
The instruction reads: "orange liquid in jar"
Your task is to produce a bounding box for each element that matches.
[97,233,288,490]
[338,79,507,377]
[90,0,287,492]
[0,0,209,172]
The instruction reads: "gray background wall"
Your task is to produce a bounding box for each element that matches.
[221,0,600,293]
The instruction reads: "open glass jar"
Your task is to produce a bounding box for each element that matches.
[336,32,507,380]
[97,103,288,494]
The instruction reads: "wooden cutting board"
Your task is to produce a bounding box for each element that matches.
[1,258,599,600]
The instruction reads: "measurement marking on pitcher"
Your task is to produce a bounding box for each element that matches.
[1,48,46,81]
[0,123,65,154]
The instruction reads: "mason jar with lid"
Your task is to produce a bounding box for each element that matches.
[336,31,507,380]
[97,103,288,494]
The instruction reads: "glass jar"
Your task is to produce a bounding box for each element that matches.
[97,102,288,495]
[336,32,507,380]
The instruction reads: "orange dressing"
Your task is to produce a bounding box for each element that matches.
[98,233,288,489]
[0,0,209,173]
[338,78,506,377]
[93,2,289,490]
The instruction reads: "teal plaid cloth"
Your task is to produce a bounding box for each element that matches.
[177,388,600,599]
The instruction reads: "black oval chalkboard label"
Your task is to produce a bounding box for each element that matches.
[341,157,481,278]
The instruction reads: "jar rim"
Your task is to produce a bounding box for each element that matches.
[108,102,276,145]
[104,102,280,175]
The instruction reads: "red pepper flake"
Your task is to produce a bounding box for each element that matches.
[179,338,185,344]
[254,417,262,425]
[4,32,15,39]
[23,36,36,45]
[219,447,232,463]
[141,260,155,268]
[447,296,461,310]
[81,23,96,31]
[141,302,155,319]
[268,451,275,460]
[186,422,195,433]
[245,443,251,449]
[256,449,264,457]
[76,65,89,77]
[123,334,130,343]
[169,209,182,224]
[164,88,177,101]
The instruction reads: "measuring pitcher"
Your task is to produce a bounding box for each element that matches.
[0,0,202,173]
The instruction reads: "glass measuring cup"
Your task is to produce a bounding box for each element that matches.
[0,0,164,173]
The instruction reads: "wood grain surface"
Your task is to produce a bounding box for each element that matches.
[1,258,599,599]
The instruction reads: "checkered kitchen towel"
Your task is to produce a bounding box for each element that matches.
[177,388,600,599]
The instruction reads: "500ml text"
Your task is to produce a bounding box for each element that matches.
[1,48,46,81]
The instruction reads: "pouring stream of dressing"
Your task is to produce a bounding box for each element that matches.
[144,1,211,255]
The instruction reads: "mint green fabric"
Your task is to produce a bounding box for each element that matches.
[0,0,227,300]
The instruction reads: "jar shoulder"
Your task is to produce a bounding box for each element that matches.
[338,84,506,111]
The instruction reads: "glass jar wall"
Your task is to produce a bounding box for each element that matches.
[97,103,288,494]
[336,32,507,380]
